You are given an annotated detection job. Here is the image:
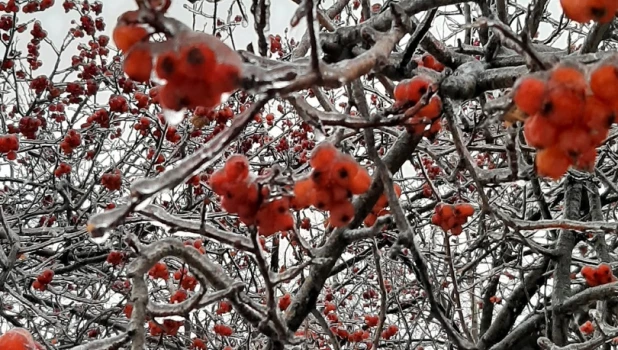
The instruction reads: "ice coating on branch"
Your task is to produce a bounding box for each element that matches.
[155,315,185,322]
[87,205,130,240]
[90,231,111,244]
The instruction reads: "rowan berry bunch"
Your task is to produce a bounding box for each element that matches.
[560,0,618,24]
[213,324,233,337]
[581,264,616,287]
[105,251,124,267]
[148,261,169,280]
[169,289,187,304]
[0,134,19,160]
[209,154,295,236]
[363,183,402,227]
[292,142,372,228]
[513,62,616,179]
[430,202,475,235]
[149,319,183,336]
[393,76,443,138]
[381,324,399,340]
[101,169,122,191]
[54,162,71,178]
[32,269,54,291]
[112,3,243,118]
[173,268,198,290]
[59,129,81,155]
[191,338,207,349]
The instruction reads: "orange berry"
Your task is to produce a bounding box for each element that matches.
[178,43,217,78]
[438,204,454,219]
[313,188,334,210]
[348,168,371,195]
[421,54,445,72]
[155,52,181,81]
[418,95,442,119]
[431,213,441,226]
[595,263,613,284]
[331,155,359,188]
[584,95,615,136]
[393,82,411,102]
[575,147,597,172]
[580,320,595,335]
[558,127,593,158]
[328,201,355,227]
[0,328,37,350]
[549,64,586,91]
[560,0,593,23]
[522,114,557,148]
[224,154,250,181]
[310,143,338,171]
[123,45,153,82]
[375,194,388,209]
[454,203,475,217]
[393,183,402,197]
[292,179,316,209]
[590,63,618,103]
[311,169,333,188]
[113,25,149,52]
[588,0,617,23]
[209,169,228,195]
[513,76,546,115]
[364,213,378,226]
[535,146,572,180]
[542,86,585,127]
[405,76,432,103]
[450,225,463,236]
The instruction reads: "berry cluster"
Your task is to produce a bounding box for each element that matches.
[106,251,124,267]
[292,143,372,228]
[183,239,206,254]
[148,261,169,280]
[393,76,443,137]
[113,7,243,116]
[561,0,618,23]
[513,63,616,179]
[19,116,43,139]
[210,155,295,236]
[430,203,475,236]
[364,315,379,327]
[216,300,232,314]
[0,134,19,160]
[173,268,198,290]
[213,324,233,337]
[191,338,207,349]
[381,324,399,340]
[101,170,122,191]
[363,183,402,226]
[348,330,370,343]
[149,319,183,337]
[170,290,187,304]
[581,264,616,286]
[109,95,129,113]
[54,162,71,177]
[59,129,81,155]
[32,269,54,291]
